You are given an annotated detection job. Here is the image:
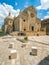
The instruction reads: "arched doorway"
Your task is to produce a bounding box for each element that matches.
[30,22,34,31]
[31,26,34,31]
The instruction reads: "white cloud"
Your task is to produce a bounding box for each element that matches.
[41,19,43,20]
[44,11,49,19]
[44,15,49,19]
[36,0,49,10]
[0,3,20,22]
[47,12,49,14]
[0,3,20,28]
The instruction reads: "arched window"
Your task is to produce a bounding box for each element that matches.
[31,13,34,17]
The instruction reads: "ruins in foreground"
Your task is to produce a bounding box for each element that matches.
[0,35,49,65]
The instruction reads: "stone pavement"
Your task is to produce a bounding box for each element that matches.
[0,36,49,65]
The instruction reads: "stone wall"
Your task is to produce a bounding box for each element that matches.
[2,6,46,35]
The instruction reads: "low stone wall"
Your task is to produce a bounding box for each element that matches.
[10,31,46,36]
[24,31,46,36]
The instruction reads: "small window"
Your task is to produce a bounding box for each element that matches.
[23,19,25,22]
[47,34,49,35]
[45,21,47,23]
[25,11,27,14]
[18,32,26,36]
[9,56,11,60]
[10,21,11,23]
[37,22,39,24]
[31,13,34,17]
[40,28,44,31]
[37,29,39,32]
[24,28,26,31]
[37,34,39,36]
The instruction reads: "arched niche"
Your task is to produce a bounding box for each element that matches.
[30,22,34,31]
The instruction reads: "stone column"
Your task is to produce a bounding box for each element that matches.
[19,18,22,32]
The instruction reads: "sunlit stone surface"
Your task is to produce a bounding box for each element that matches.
[0,35,49,65]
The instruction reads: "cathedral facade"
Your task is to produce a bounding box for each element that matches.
[2,6,46,36]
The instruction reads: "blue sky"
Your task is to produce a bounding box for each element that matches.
[0,0,49,28]
[0,0,40,10]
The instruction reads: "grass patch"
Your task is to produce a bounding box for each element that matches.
[0,31,6,35]
[24,36,28,41]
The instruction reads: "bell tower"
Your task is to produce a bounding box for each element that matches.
[9,12,11,16]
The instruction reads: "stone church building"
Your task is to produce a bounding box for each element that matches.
[2,6,46,36]
[41,18,49,35]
